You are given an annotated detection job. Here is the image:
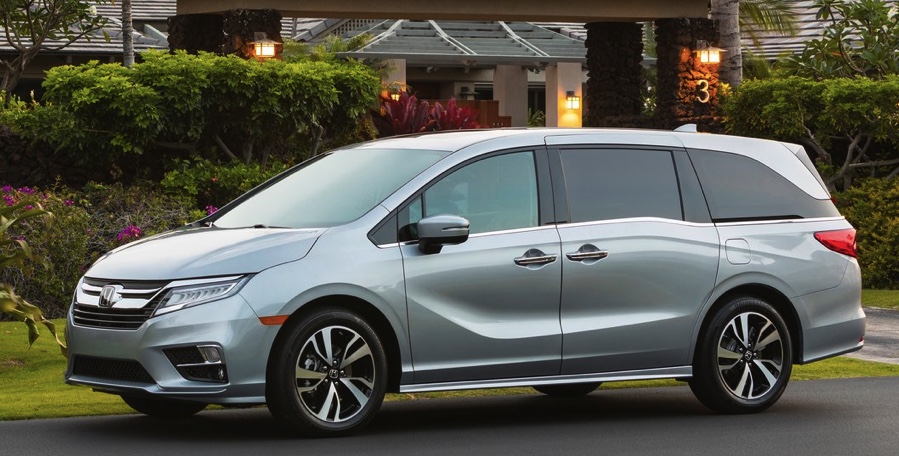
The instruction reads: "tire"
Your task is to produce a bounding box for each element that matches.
[267,307,388,437]
[533,383,601,397]
[689,296,792,414]
[121,396,207,417]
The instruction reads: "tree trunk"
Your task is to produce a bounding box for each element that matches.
[711,0,742,87]
[122,0,135,67]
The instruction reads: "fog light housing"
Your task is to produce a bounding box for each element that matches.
[164,345,229,383]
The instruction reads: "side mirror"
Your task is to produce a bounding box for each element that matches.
[417,214,470,254]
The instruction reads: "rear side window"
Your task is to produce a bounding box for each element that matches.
[560,148,683,223]
[688,149,840,222]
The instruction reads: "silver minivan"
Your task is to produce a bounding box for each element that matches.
[66,128,865,436]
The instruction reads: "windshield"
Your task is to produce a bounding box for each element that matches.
[212,148,450,229]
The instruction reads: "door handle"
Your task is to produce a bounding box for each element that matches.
[566,244,609,263]
[514,248,557,267]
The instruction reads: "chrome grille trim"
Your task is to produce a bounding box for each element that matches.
[73,278,170,330]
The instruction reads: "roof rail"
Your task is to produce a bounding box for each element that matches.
[674,124,698,133]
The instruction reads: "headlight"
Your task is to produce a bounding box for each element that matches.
[154,276,250,316]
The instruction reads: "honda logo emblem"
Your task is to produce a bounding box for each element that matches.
[99,284,124,308]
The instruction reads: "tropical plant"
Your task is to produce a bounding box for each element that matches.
[0,192,65,354]
[781,0,899,80]
[372,93,437,137]
[372,93,482,137]
[432,98,479,131]
[712,0,799,87]
[0,0,110,96]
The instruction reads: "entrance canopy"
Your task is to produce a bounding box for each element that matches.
[340,21,588,67]
[176,0,707,22]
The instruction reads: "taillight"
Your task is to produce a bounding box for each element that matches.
[815,229,857,258]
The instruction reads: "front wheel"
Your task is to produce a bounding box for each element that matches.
[267,307,388,437]
[121,396,207,417]
[689,296,792,414]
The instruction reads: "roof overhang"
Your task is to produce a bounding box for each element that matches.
[176,0,707,22]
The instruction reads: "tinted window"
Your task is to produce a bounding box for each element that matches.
[688,149,841,222]
[560,148,682,223]
[400,151,539,238]
[213,148,448,229]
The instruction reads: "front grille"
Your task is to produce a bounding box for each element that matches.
[71,355,155,384]
[72,278,169,330]
[73,304,157,330]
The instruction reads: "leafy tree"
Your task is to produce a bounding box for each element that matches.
[781,0,899,79]
[724,76,899,189]
[0,0,110,95]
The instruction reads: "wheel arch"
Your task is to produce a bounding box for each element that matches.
[266,295,404,393]
[693,284,803,364]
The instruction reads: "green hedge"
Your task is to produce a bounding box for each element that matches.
[0,51,380,171]
[834,178,899,289]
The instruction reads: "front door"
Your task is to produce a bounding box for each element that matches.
[401,150,562,384]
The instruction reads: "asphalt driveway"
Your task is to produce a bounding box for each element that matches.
[844,307,899,364]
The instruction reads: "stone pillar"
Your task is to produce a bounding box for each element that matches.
[222,9,283,60]
[654,18,721,130]
[583,22,643,127]
[167,14,224,54]
[493,65,529,127]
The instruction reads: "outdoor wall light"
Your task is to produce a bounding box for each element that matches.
[252,32,277,59]
[566,91,581,110]
[695,40,723,64]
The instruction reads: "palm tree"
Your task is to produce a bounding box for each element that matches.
[713,0,798,87]
[123,0,134,67]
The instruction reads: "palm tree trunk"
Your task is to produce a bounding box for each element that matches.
[711,0,742,87]
[123,0,134,68]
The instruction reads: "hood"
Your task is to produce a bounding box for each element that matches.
[86,227,325,280]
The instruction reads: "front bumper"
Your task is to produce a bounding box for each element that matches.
[65,294,278,404]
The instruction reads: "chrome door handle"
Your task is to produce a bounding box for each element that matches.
[514,248,558,266]
[566,244,609,262]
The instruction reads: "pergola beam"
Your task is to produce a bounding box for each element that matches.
[176,0,707,22]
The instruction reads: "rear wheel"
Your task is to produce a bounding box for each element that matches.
[267,307,388,437]
[689,296,792,414]
[533,383,601,397]
[121,396,207,417]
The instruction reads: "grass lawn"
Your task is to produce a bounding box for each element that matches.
[861,289,899,310]
[3,294,898,421]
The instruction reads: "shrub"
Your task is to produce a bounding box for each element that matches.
[724,76,899,190]
[0,182,200,318]
[0,51,381,171]
[160,158,291,211]
[0,185,79,348]
[834,178,899,289]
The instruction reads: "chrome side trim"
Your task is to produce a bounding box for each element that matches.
[714,216,846,227]
[399,366,692,393]
[558,217,714,229]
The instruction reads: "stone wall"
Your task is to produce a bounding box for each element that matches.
[654,18,722,131]
[222,9,283,60]
[167,14,224,54]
